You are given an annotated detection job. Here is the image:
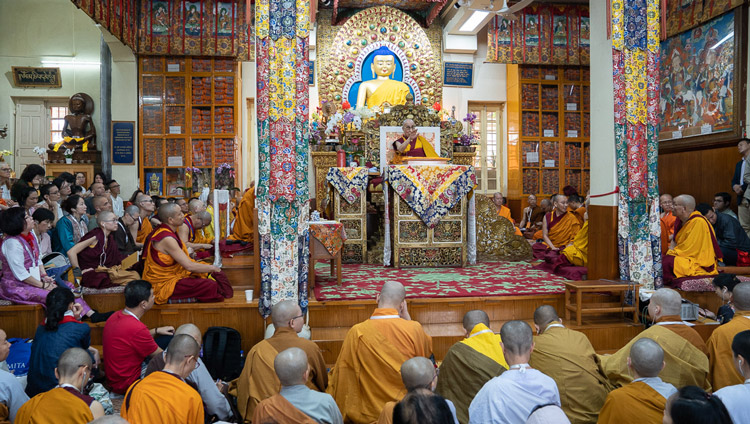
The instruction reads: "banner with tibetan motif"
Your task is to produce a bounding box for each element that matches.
[256,0,311,317]
[612,0,662,289]
[71,0,138,50]
[487,4,590,65]
[664,0,745,38]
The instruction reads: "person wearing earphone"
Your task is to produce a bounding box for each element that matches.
[714,330,750,424]
[707,281,750,391]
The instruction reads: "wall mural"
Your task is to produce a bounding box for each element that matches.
[664,0,744,38]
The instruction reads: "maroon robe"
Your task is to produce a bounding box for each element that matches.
[79,228,125,289]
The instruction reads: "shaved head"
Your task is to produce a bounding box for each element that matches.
[274,347,309,386]
[272,300,302,328]
[57,347,92,378]
[500,320,534,356]
[629,338,664,378]
[89,416,130,424]
[93,195,111,211]
[157,203,182,223]
[463,310,490,332]
[533,305,560,327]
[97,211,115,225]
[660,193,673,202]
[188,199,205,213]
[650,288,682,316]
[197,211,212,227]
[400,356,435,391]
[175,323,202,345]
[733,282,750,310]
[125,204,140,216]
[402,119,415,128]
[164,334,200,366]
[378,281,406,308]
[673,194,696,212]
[135,193,150,205]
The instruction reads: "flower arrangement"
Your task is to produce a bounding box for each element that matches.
[215,163,235,189]
[458,112,479,147]
[30,147,43,165]
[64,148,75,160]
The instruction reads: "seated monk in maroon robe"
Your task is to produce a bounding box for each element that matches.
[391,119,438,164]
[67,211,139,289]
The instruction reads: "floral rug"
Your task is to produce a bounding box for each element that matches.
[312,261,568,301]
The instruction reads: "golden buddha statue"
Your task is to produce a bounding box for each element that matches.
[355,46,411,109]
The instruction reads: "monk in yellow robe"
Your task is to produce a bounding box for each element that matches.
[328,281,433,424]
[436,310,507,424]
[121,335,204,424]
[188,198,215,245]
[708,281,750,390]
[663,195,721,283]
[236,300,328,421]
[597,338,677,424]
[532,194,581,259]
[391,119,439,165]
[562,220,588,267]
[228,183,255,243]
[599,288,711,391]
[356,46,411,109]
[142,203,233,304]
[254,394,317,424]
[135,193,155,244]
[15,347,104,424]
[530,306,612,424]
[492,193,523,236]
[177,210,212,251]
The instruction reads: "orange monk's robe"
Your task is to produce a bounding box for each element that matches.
[142,225,210,304]
[599,325,710,391]
[367,79,411,108]
[530,324,612,424]
[0,402,8,424]
[665,211,721,279]
[596,381,669,424]
[661,211,677,236]
[14,387,93,424]
[136,216,153,244]
[498,206,523,236]
[562,221,589,267]
[121,371,203,424]
[707,310,750,390]
[253,394,317,424]
[376,400,398,424]
[656,315,708,356]
[542,211,581,248]
[228,187,255,242]
[660,218,670,255]
[327,308,433,424]
[237,327,328,421]
[436,323,507,424]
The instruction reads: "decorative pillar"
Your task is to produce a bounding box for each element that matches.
[611,0,662,289]
[255,0,311,316]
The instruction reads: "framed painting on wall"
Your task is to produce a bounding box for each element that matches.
[658,9,747,153]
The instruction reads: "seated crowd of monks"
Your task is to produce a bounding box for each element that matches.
[3,279,750,423]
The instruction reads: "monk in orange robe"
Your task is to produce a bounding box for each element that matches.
[142,203,233,304]
[254,394,317,424]
[493,193,523,236]
[568,195,586,226]
[597,338,677,424]
[237,300,328,420]
[532,195,581,260]
[121,335,204,424]
[530,198,553,240]
[707,282,750,390]
[228,182,255,244]
[177,210,212,251]
[660,194,676,235]
[327,281,433,424]
[15,347,104,423]
[135,193,155,244]
[662,195,721,283]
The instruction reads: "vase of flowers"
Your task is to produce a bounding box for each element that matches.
[64,148,75,164]
[454,112,478,152]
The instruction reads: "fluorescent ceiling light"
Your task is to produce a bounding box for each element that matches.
[459,10,490,32]
[41,60,101,67]
[711,31,734,49]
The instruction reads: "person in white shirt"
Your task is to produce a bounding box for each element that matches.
[469,321,560,423]
[108,179,124,218]
[714,329,750,424]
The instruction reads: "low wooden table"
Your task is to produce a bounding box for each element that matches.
[564,281,641,326]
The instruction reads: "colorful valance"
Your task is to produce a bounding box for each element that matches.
[487,4,590,65]
[664,0,745,38]
[326,167,369,204]
[386,165,476,228]
[310,222,347,257]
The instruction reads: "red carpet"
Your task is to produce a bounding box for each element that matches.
[311,261,568,301]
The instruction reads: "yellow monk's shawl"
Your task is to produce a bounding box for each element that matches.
[707,310,750,390]
[327,308,432,424]
[228,187,255,242]
[460,323,508,369]
[121,371,204,424]
[597,381,667,424]
[367,79,411,108]
[195,205,215,244]
[544,211,581,248]
[136,216,153,244]
[666,211,720,278]
[392,135,439,165]
[237,339,279,421]
[15,387,93,424]
[530,325,612,424]
[598,325,710,391]
[142,225,208,304]
[253,394,317,424]
[562,221,589,267]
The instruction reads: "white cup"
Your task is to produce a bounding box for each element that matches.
[245,289,253,302]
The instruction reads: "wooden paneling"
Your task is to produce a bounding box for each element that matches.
[0,305,44,339]
[659,146,739,209]
[588,204,618,280]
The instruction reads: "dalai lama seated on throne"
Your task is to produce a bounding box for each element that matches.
[390,119,439,164]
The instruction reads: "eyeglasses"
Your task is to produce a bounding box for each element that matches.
[140,199,154,203]
[0,168,10,172]
[185,355,201,369]
[110,185,120,189]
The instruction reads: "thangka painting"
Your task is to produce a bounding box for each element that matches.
[658,10,741,146]
[664,0,745,38]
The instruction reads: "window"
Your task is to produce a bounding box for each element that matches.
[468,103,504,193]
[49,104,68,144]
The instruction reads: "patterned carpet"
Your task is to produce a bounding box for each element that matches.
[312,261,568,301]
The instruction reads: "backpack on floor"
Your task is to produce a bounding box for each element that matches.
[202,326,243,382]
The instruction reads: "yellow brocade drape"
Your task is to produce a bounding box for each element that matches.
[562,221,589,267]
[666,211,719,278]
[460,323,508,369]
[367,79,411,108]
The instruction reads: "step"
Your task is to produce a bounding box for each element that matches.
[0,304,44,339]
[221,255,256,290]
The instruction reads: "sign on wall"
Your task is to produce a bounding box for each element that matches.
[308,61,315,86]
[12,67,62,88]
[443,62,473,87]
[112,121,135,165]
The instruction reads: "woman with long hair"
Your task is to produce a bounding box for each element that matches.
[25,287,101,397]
[53,195,87,255]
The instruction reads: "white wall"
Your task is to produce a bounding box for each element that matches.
[0,0,102,172]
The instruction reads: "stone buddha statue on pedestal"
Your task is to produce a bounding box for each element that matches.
[355,46,411,110]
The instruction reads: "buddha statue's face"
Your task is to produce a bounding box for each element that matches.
[372,54,396,78]
[70,98,84,113]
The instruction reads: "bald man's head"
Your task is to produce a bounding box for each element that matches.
[125,204,139,216]
[271,300,302,328]
[378,281,406,308]
[97,211,116,226]
[157,203,182,223]
[274,347,309,386]
[463,310,490,333]
[196,211,212,227]
[188,198,205,213]
[400,356,436,391]
[649,288,682,318]
[533,305,560,328]
[500,320,534,357]
[88,416,130,424]
[93,195,112,212]
[57,347,92,378]
[629,338,664,378]
[175,323,202,346]
[164,334,200,366]
[733,282,750,310]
